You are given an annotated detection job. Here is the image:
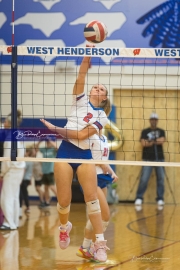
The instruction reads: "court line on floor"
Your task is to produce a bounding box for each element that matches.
[127,212,176,242]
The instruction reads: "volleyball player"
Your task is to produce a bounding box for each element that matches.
[40,45,111,262]
[41,120,118,261]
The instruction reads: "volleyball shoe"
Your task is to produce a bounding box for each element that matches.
[59,221,72,249]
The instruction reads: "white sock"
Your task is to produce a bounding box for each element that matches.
[82,238,92,249]
[60,222,69,230]
[95,234,104,241]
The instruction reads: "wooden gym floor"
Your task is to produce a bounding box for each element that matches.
[0,202,180,270]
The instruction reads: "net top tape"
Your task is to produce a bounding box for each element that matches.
[0,157,179,168]
[1,46,180,58]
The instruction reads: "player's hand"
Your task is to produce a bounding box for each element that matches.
[86,44,95,48]
[40,119,56,131]
[111,172,118,183]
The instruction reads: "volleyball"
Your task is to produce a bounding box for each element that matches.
[84,20,108,43]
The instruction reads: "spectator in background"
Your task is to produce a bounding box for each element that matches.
[0,121,5,226]
[0,138,4,166]
[0,118,5,162]
[36,137,57,207]
[19,147,35,216]
[134,113,166,210]
[0,118,5,179]
[33,161,44,209]
[24,144,45,210]
[0,110,25,230]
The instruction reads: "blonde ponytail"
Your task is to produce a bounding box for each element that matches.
[100,98,111,116]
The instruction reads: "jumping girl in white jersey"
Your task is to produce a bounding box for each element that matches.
[40,45,111,262]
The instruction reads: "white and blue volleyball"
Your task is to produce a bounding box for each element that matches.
[84,20,108,43]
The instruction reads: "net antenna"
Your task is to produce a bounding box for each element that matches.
[12,0,15,46]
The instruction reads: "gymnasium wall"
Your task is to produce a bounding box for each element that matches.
[114,89,180,204]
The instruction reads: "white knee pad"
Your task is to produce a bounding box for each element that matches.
[85,219,93,231]
[57,203,70,214]
[102,220,109,232]
[86,199,101,215]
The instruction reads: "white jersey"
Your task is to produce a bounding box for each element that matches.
[1,141,26,175]
[91,134,109,175]
[65,92,108,149]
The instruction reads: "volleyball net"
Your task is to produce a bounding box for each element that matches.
[0,45,180,168]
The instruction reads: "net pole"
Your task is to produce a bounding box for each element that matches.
[11,46,17,161]
[11,0,17,161]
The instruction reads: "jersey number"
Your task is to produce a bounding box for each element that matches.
[83,112,93,123]
[103,148,109,157]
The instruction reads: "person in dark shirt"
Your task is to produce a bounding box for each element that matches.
[135,113,166,209]
[0,127,5,173]
[0,141,3,174]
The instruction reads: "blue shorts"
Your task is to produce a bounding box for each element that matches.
[97,174,114,189]
[56,140,92,170]
[79,173,114,193]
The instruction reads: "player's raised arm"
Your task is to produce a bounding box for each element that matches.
[73,44,94,95]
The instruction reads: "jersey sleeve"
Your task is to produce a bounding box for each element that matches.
[91,112,108,132]
[72,92,87,105]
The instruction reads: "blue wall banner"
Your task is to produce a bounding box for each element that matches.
[0,0,179,65]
